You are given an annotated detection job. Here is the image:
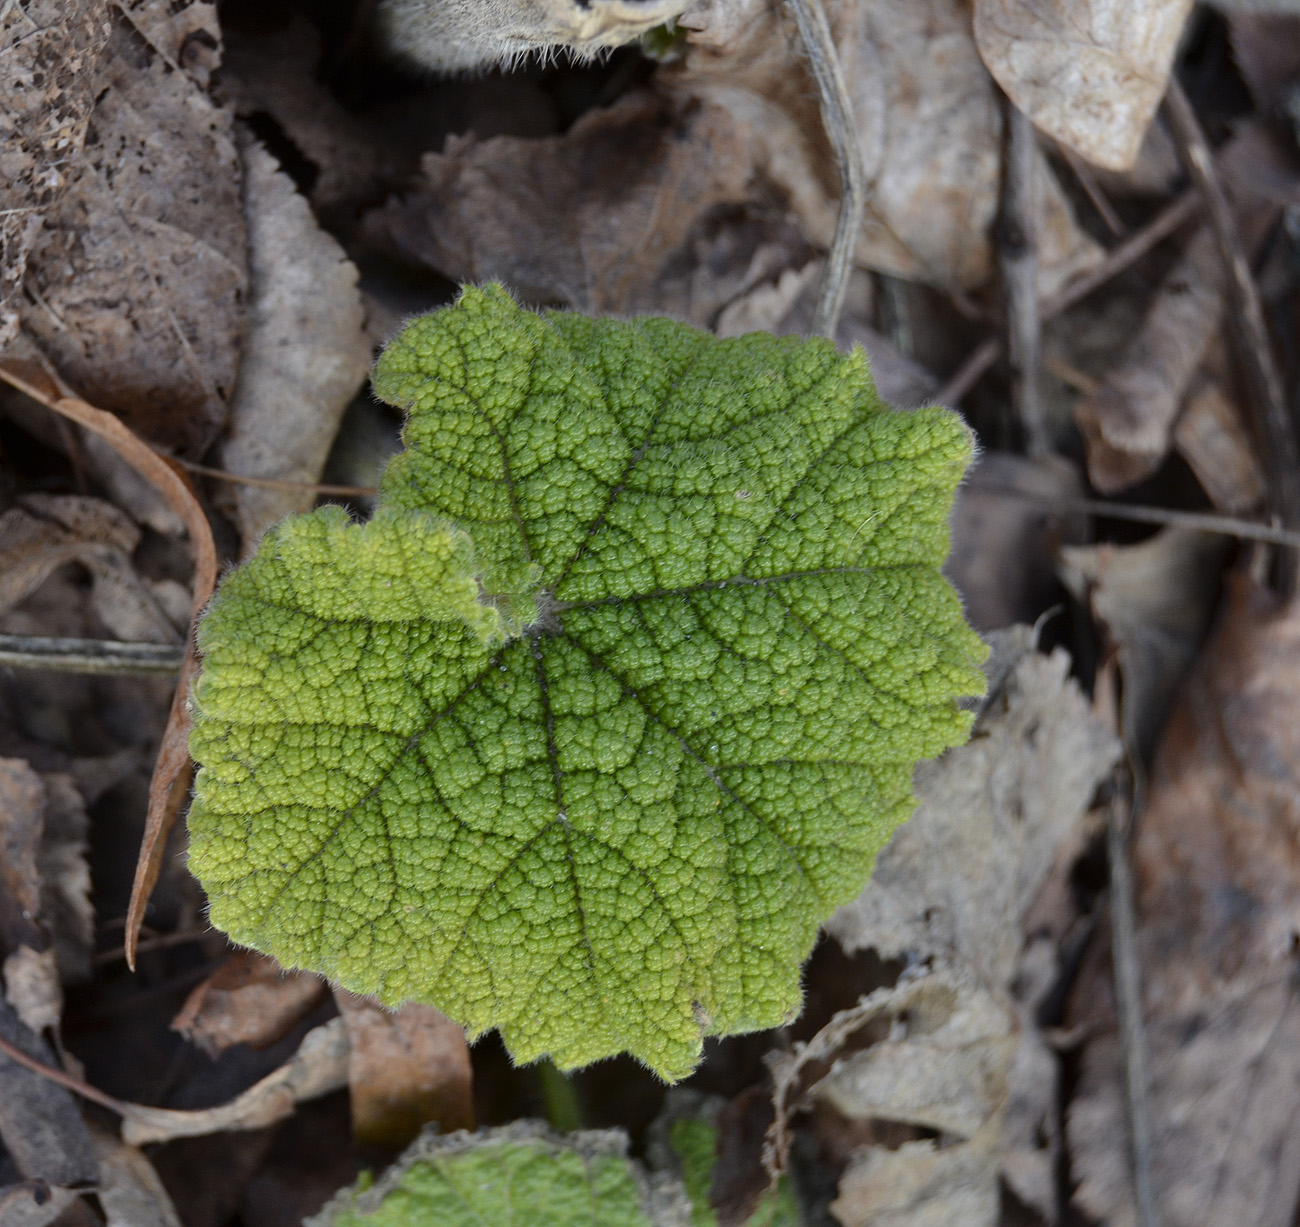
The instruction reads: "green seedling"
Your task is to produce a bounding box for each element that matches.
[187,284,985,1080]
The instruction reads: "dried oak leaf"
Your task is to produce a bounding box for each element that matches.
[334,990,474,1149]
[1068,576,1300,1227]
[973,0,1195,171]
[19,0,246,457]
[0,0,110,348]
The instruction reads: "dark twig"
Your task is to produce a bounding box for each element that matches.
[176,458,376,499]
[1107,778,1162,1227]
[936,191,1201,406]
[0,633,185,676]
[999,97,1046,454]
[982,485,1300,548]
[0,1030,141,1123]
[1059,141,1126,237]
[1164,81,1300,595]
[787,0,865,338]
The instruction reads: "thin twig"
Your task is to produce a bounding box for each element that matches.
[1107,780,1162,1227]
[0,1030,142,1123]
[936,191,1201,406]
[999,97,1046,455]
[0,633,184,676]
[1164,81,1300,596]
[982,483,1300,548]
[787,0,865,339]
[177,458,376,499]
[1059,141,1126,238]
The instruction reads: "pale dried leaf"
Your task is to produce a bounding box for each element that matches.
[830,1126,1000,1227]
[1068,577,1300,1227]
[0,758,45,941]
[0,996,96,1185]
[35,773,93,984]
[0,0,110,346]
[946,450,1087,631]
[89,1123,182,1227]
[812,974,1014,1140]
[0,494,182,643]
[1173,379,1268,513]
[3,947,62,1034]
[828,648,1120,988]
[219,141,371,551]
[171,951,328,1058]
[121,1016,350,1145]
[19,0,246,457]
[1059,527,1229,759]
[973,0,1195,171]
[1073,224,1224,492]
[335,991,474,1148]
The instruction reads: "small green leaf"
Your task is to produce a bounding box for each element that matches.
[308,1124,690,1227]
[188,284,986,1079]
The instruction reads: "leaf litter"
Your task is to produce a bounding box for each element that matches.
[2,0,1300,1222]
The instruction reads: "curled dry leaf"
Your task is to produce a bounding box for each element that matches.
[0,494,184,643]
[171,951,328,1058]
[1068,577,1300,1227]
[333,991,474,1148]
[806,641,1119,1219]
[19,0,246,457]
[0,0,110,347]
[368,0,1098,315]
[1173,378,1268,513]
[677,0,1100,294]
[0,995,97,1186]
[89,1122,183,1227]
[1059,527,1229,760]
[1073,224,1225,492]
[946,450,1087,631]
[121,1016,350,1146]
[973,0,1195,171]
[219,141,372,552]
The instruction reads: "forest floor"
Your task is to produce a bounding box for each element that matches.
[2,1,1300,1225]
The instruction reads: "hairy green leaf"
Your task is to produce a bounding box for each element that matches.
[188,284,985,1079]
[308,1123,691,1227]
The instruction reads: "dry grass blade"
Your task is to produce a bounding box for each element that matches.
[786,0,865,338]
[0,354,217,971]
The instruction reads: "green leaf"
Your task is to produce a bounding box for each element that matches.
[307,1123,692,1227]
[188,284,986,1080]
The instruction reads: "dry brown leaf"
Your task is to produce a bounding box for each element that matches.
[171,951,328,1059]
[334,991,474,1148]
[973,0,1195,171]
[828,646,1120,990]
[121,1016,350,1146]
[830,1124,1001,1227]
[219,19,391,217]
[946,450,1086,631]
[811,975,1016,1141]
[0,494,183,643]
[0,356,218,973]
[0,995,97,1185]
[1059,527,1229,759]
[18,0,245,457]
[366,89,793,325]
[218,140,371,551]
[1068,576,1300,1226]
[679,0,1100,295]
[0,1,110,348]
[89,1122,183,1227]
[0,758,46,955]
[1073,224,1224,492]
[369,0,1097,315]
[1173,378,1268,513]
[767,645,1120,1220]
